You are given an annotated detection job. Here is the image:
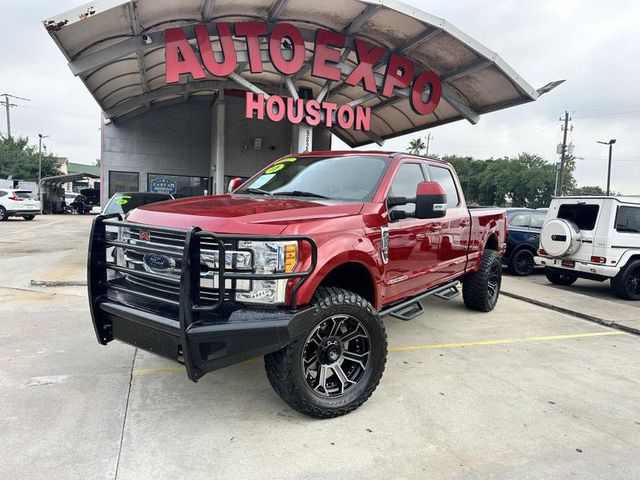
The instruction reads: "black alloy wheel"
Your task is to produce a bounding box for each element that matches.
[612,260,640,301]
[508,249,535,276]
[265,287,387,418]
[301,314,370,397]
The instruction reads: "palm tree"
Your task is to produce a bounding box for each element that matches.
[408,138,426,155]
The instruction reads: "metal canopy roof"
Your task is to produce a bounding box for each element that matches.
[44,0,560,147]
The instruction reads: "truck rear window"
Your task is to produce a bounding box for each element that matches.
[557,204,599,230]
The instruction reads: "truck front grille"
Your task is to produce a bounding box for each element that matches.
[106,225,251,309]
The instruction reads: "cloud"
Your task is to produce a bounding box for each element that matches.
[2,0,638,194]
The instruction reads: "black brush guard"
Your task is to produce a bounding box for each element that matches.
[87,215,317,381]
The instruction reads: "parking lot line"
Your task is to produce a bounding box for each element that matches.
[131,331,625,376]
[389,331,624,352]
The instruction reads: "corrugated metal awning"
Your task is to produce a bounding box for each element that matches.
[43,0,561,147]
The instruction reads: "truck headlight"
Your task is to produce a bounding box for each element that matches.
[238,240,297,274]
[235,241,298,304]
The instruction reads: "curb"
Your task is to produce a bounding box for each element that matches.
[30,280,87,287]
[501,290,640,336]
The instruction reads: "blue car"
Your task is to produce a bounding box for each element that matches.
[504,208,548,276]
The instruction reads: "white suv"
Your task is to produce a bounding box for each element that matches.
[535,196,640,300]
[0,189,41,221]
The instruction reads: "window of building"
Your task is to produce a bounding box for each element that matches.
[389,163,426,214]
[109,171,139,197]
[147,174,208,198]
[427,165,460,208]
[615,206,640,233]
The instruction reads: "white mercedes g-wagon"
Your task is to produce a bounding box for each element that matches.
[535,196,640,300]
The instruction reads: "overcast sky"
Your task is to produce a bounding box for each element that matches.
[2,0,639,193]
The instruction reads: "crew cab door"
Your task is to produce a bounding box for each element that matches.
[425,164,471,282]
[384,162,439,300]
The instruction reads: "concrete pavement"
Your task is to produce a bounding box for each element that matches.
[2,215,640,480]
[502,273,640,334]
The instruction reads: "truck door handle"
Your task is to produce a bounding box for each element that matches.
[460,220,470,227]
[428,223,442,232]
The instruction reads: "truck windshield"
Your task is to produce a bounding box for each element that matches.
[237,155,391,202]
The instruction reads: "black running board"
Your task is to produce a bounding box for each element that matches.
[379,281,460,320]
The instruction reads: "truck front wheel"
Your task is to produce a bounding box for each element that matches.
[265,287,387,419]
[462,250,502,312]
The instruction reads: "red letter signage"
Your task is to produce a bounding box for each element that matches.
[345,39,385,94]
[269,23,305,75]
[165,23,443,129]
[312,29,345,82]
[196,23,237,77]
[235,22,268,73]
[165,27,206,84]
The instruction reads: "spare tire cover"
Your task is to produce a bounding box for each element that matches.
[540,219,582,257]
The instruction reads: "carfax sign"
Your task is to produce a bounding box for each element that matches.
[150,177,177,195]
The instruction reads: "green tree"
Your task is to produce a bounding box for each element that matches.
[0,136,60,182]
[408,138,426,155]
[571,185,606,196]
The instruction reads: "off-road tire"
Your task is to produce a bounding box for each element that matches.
[0,206,7,221]
[544,267,578,286]
[463,250,502,312]
[264,287,387,419]
[507,249,535,276]
[22,215,35,221]
[611,259,640,301]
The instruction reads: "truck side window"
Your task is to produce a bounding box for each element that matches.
[427,165,460,208]
[389,163,425,214]
[615,206,640,233]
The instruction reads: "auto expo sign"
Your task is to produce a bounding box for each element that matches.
[165,22,442,132]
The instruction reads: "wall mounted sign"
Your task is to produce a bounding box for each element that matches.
[165,22,442,132]
[150,177,177,194]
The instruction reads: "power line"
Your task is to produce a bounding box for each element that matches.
[0,93,30,138]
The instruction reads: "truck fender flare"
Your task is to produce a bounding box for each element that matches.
[296,250,383,310]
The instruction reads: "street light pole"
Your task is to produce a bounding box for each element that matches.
[597,139,616,196]
[38,133,49,189]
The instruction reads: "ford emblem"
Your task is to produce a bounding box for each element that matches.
[143,253,176,274]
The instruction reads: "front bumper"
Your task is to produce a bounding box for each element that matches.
[88,215,317,381]
[534,256,620,278]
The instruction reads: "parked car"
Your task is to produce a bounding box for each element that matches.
[535,196,640,300]
[64,192,91,214]
[0,189,41,221]
[102,191,174,216]
[88,151,507,418]
[503,208,547,276]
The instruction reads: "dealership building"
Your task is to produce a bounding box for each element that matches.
[44,0,559,204]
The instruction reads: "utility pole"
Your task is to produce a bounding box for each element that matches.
[597,139,617,196]
[425,132,432,157]
[556,111,571,196]
[38,134,49,191]
[0,93,30,139]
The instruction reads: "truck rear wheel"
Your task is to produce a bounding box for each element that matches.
[508,249,535,276]
[611,260,640,300]
[544,267,578,286]
[264,287,387,419]
[462,250,502,312]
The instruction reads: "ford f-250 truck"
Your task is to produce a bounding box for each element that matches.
[88,151,506,418]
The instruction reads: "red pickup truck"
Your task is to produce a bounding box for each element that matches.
[88,151,506,418]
